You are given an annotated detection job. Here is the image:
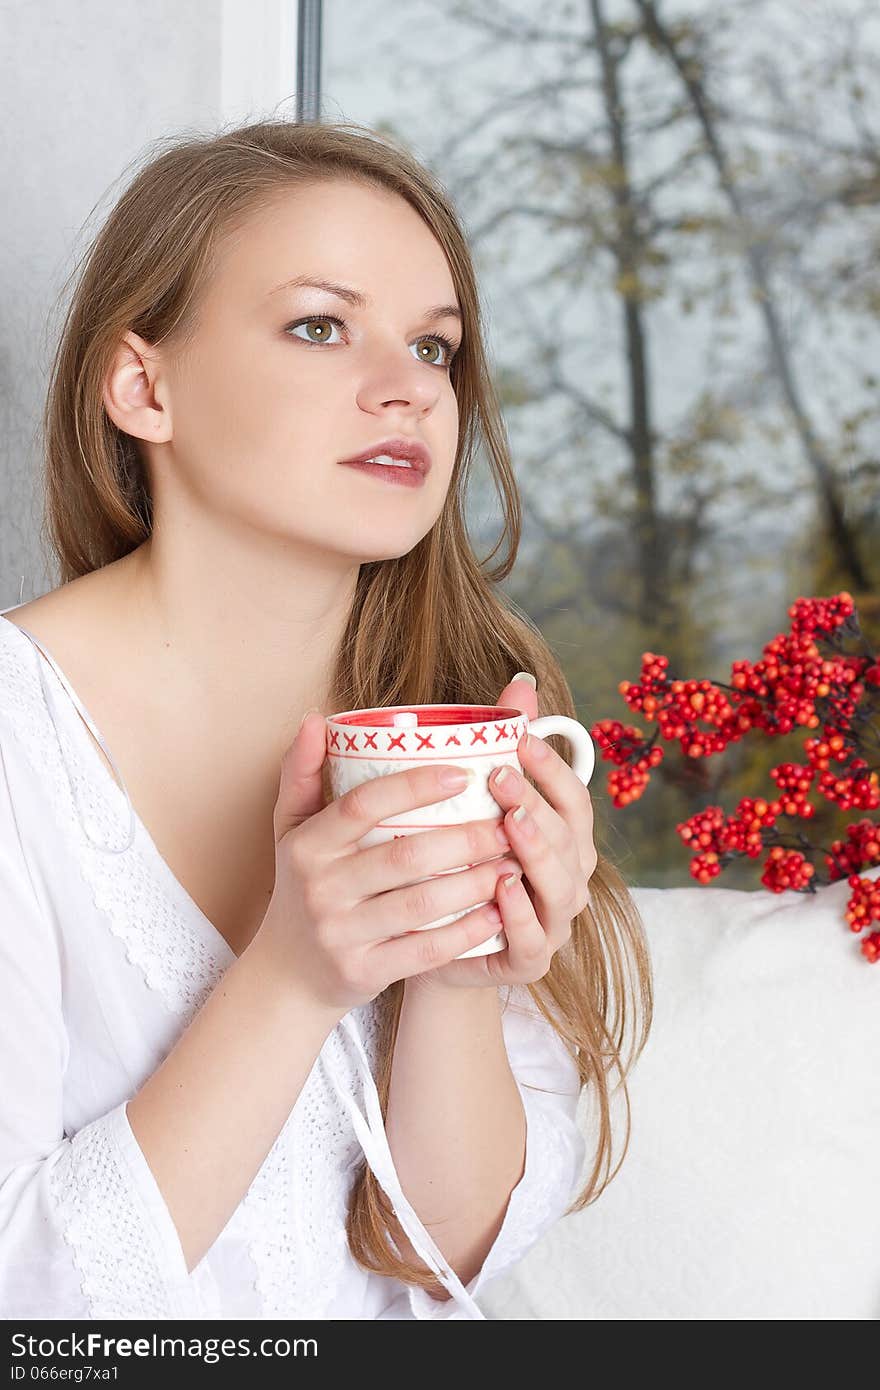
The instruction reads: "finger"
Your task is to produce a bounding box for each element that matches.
[326,813,513,904]
[500,802,574,923]
[493,869,552,969]
[349,855,523,945]
[518,732,594,827]
[299,760,476,856]
[492,738,594,848]
[274,709,328,841]
[495,673,539,723]
[488,760,566,848]
[377,896,510,982]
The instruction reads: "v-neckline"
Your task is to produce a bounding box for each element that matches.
[0,609,238,969]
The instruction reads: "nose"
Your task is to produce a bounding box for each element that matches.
[356,340,444,413]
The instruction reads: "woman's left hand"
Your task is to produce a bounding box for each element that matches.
[408,674,598,993]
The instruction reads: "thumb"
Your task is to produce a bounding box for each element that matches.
[497,670,539,722]
[274,709,327,842]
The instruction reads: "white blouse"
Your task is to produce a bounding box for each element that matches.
[0,607,586,1320]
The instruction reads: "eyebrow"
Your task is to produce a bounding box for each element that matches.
[267,274,462,325]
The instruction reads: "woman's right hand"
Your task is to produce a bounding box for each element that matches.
[257,710,522,1015]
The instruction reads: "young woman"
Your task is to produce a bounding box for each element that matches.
[0,119,652,1320]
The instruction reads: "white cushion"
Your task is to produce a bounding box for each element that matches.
[479,865,880,1319]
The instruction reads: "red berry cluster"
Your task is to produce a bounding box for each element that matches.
[726,797,782,856]
[591,717,664,806]
[591,718,650,762]
[816,764,880,812]
[789,592,856,638]
[590,592,880,963]
[620,661,740,757]
[768,763,816,817]
[760,846,815,891]
[804,730,850,768]
[677,804,727,855]
[825,818,880,881]
[686,852,719,883]
[845,874,880,941]
[675,796,784,882]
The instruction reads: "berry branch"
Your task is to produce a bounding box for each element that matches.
[590,593,880,964]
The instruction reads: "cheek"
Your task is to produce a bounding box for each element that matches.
[431,392,459,478]
[171,344,310,497]
[171,342,262,455]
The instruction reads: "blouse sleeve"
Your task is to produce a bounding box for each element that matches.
[0,733,200,1319]
[402,982,586,1320]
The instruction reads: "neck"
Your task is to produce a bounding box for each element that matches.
[110,531,358,754]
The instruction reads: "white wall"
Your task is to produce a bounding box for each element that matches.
[0,0,296,603]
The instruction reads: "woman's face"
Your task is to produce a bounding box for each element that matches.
[129,178,462,563]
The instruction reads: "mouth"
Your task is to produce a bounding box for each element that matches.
[338,458,427,488]
[337,435,432,475]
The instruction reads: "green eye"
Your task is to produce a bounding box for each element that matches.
[287,316,340,345]
[285,315,459,369]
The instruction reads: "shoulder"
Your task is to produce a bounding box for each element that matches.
[1,578,105,673]
[0,587,77,707]
[0,578,120,744]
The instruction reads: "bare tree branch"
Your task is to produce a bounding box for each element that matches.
[635,0,873,592]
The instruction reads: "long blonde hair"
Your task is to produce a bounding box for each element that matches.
[40,117,653,1296]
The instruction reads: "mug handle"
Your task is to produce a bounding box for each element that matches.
[528,715,595,786]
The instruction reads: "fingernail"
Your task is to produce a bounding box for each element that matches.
[299,707,320,732]
[513,671,537,689]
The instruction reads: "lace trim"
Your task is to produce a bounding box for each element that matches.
[47,1107,193,1318]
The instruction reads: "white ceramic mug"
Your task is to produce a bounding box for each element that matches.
[325,703,595,959]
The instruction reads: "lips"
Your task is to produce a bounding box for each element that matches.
[337,436,432,475]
